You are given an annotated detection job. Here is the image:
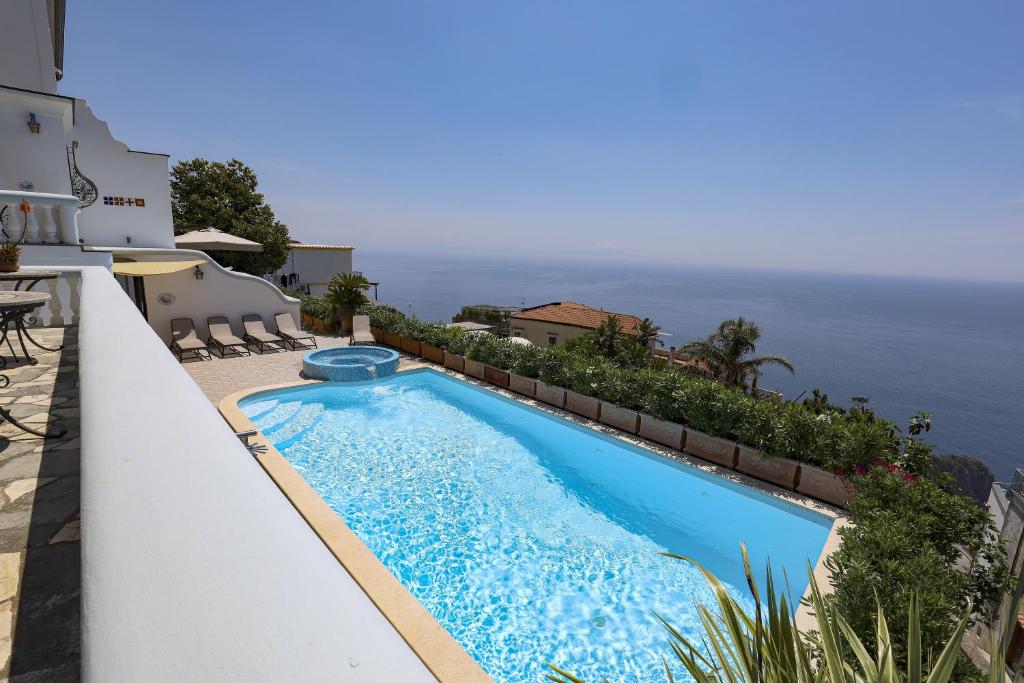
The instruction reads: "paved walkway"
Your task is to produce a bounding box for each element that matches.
[0,327,80,682]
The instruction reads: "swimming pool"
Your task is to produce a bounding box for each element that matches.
[240,369,832,682]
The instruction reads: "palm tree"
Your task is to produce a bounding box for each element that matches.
[325,272,370,333]
[594,315,620,357]
[681,317,794,392]
[634,318,663,349]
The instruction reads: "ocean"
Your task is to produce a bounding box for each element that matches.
[355,250,1024,480]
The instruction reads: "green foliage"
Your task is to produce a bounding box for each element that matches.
[325,273,370,329]
[170,158,291,275]
[547,545,1014,683]
[298,293,330,320]
[353,306,933,472]
[825,467,1010,676]
[682,317,794,392]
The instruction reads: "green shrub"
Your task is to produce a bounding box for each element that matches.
[825,466,1010,675]
[344,305,916,471]
[299,294,330,320]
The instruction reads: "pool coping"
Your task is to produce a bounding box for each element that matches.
[219,360,848,677]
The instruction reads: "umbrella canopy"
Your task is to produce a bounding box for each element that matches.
[175,227,263,252]
[507,336,533,346]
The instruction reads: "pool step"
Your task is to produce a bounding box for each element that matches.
[254,401,303,433]
[242,399,280,422]
[267,404,325,449]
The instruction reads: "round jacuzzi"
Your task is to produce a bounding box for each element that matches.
[302,346,401,382]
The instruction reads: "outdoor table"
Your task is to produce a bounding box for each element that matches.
[0,291,66,437]
[0,269,61,292]
[0,273,63,359]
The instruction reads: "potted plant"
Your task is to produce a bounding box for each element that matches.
[0,242,20,273]
[325,272,370,334]
[0,200,31,273]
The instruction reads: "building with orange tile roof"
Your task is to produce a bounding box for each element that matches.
[509,301,643,347]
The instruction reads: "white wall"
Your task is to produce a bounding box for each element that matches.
[0,0,58,93]
[124,249,300,343]
[70,99,174,249]
[272,247,353,296]
[0,88,73,194]
[510,318,588,347]
[77,267,434,682]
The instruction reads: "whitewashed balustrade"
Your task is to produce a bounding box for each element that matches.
[0,191,80,245]
[0,269,81,327]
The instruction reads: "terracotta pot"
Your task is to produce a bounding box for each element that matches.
[508,373,537,398]
[0,262,19,273]
[420,343,445,364]
[735,445,801,489]
[797,464,855,507]
[400,337,421,356]
[683,428,739,468]
[565,390,600,420]
[463,358,486,380]
[383,331,402,349]
[484,365,510,388]
[535,381,566,409]
[638,414,685,450]
[600,403,640,434]
[443,352,464,372]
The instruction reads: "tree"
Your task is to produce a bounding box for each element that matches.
[594,315,621,357]
[170,158,291,276]
[326,273,370,333]
[682,317,794,392]
[634,317,663,349]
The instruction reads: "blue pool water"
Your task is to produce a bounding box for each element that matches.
[241,370,832,682]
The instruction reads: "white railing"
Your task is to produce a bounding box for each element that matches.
[0,190,80,245]
[76,266,431,681]
[0,267,82,326]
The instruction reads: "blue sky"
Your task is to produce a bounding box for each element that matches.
[62,1,1023,281]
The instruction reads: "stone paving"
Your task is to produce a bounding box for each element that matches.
[0,327,80,682]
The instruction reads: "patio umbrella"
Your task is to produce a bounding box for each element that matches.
[174,227,263,252]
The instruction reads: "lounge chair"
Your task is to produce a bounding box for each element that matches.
[242,314,287,354]
[351,315,374,345]
[169,318,211,361]
[275,312,317,350]
[206,316,252,358]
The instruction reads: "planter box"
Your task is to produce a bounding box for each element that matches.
[443,352,464,373]
[735,445,800,489]
[508,373,536,398]
[420,343,445,364]
[638,414,684,450]
[312,317,327,333]
[400,337,421,356]
[535,381,566,409]
[600,403,639,434]
[565,390,600,420]
[797,464,855,507]
[301,313,312,328]
[370,326,384,343]
[463,358,486,380]
[683,428,738,468]
[383,331,402,349]
[485,365,510,389]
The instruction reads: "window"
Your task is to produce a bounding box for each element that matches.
[512,329,523,337]
[548,335,558,346]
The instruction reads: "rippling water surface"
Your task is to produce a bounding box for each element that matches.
[243,371,831,682]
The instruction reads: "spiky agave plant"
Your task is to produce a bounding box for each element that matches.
[546,544,1015,683]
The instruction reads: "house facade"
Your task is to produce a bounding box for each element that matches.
[269,242,354,296]
[509,301,643,347]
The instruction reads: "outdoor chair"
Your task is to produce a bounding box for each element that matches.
[242,314,287,354]
[351,315,374,345]
[275,312,317,350]
[169,318,211,362]
[206,316,252,358]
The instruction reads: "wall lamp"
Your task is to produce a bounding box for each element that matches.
[193,265,204,280]
[27,113,40,134]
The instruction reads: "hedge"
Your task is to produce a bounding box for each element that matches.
[356,303,901,472]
